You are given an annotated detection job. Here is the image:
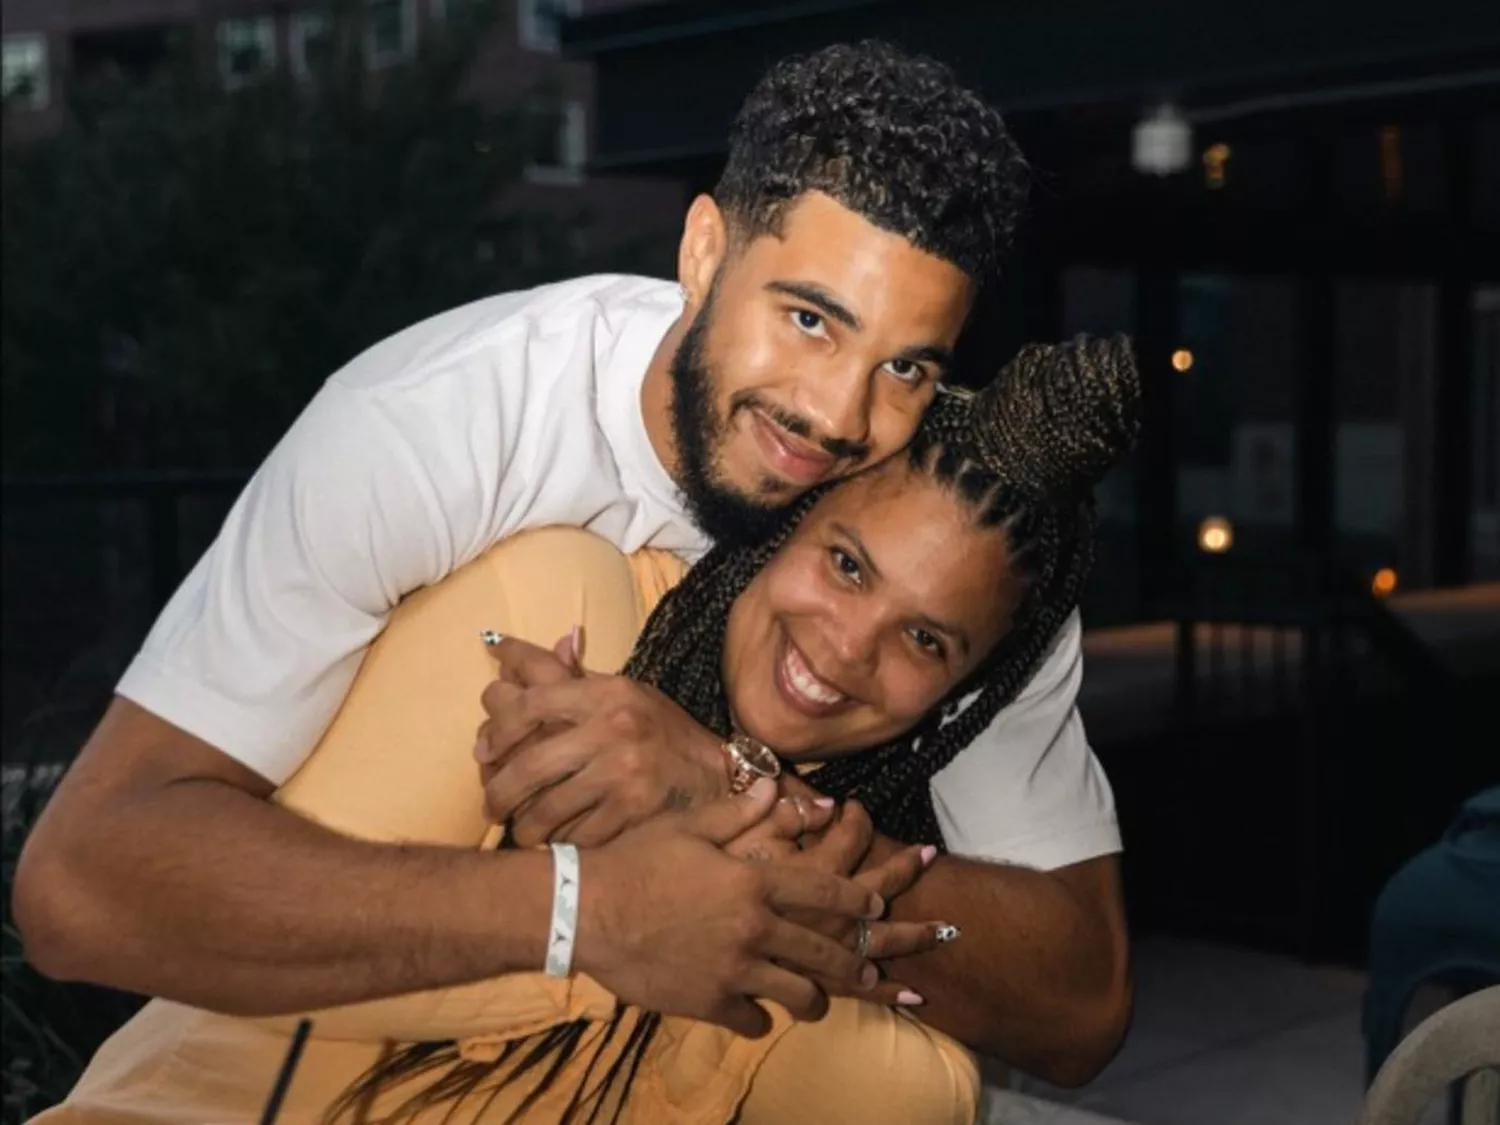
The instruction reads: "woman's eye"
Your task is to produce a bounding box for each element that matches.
[791,309,829,338]
[884,358,925,385]
[829,546,862,584]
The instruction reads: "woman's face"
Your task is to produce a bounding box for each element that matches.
[722,457,1024,758]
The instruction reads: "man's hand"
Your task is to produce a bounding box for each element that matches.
[477,638,733,846]
[579,779,886,1038]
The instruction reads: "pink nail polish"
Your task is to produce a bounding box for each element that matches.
[813,796,836,809]
[569,625,582,665]
[860,964,880,989]
[867,894,885,920]
[919,845,938,867]
[896,990,925,1007]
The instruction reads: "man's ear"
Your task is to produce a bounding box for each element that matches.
[677,194,730,309]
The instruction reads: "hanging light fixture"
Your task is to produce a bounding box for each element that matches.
[1132,103,1193,176]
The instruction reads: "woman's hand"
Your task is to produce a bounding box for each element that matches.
[729,794,952,1007]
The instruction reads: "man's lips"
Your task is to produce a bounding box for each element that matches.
[748,408,838,486]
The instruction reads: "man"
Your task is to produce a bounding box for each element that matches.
[14,40,1126,1084]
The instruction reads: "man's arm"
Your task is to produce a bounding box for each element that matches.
[13,699,555,1015]
[863,834,1129,1086]
[14,700,883,1036]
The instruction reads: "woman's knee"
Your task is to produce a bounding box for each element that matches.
[744,1002,980,1125]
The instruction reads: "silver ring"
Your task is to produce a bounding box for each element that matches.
[854,919,871,958]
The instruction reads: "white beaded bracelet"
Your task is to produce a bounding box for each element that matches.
[544,843,580,978]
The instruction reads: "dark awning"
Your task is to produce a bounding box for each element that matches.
[564,0,1500,174]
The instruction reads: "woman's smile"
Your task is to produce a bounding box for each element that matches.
[773,628,854,718]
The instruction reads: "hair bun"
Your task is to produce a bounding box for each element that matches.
[970,334,1141,500]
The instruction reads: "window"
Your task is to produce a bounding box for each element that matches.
[2,34,49,110]
[525,100,587,183]
[518,0,581,53]
[217,17,276,89]
[365,0,416,69]
[290,11,333,82]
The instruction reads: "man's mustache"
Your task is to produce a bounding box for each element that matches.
[731,394,871,463]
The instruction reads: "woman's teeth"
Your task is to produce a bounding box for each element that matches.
[784,644,845,706]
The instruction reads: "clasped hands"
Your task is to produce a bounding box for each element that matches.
[474,631,945,1011]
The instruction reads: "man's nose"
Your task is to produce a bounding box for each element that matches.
[793,362,872,450]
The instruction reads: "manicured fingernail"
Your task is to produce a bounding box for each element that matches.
[569,625,582,664]
[813,797,836,809]
[860,963,880,989]
[935,923,961,944]
[742,777,776,799]
[480,629,504,646]
[919,845,938,867]
[896,990,925,1007]
[866,894,885,920]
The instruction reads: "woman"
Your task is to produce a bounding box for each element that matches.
[37,336,1139,1125]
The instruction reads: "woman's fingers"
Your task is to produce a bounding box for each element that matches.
[739,961,830,1024]
[862,919,950,961]
[859,843,939,902]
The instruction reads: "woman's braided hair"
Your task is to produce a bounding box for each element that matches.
[624,333,1141,846]
[328,335,1140,1125]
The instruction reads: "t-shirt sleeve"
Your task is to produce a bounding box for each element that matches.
[117,381,458,785]
[929,610,1120,870]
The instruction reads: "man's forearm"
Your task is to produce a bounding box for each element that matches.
[866,834,1130,1087]
[17,779,552,1016]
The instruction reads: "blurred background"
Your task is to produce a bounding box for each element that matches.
[2,1,1498,1122]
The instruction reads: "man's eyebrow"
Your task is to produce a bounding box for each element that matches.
[765,281,861,331]
[832,520,970,657]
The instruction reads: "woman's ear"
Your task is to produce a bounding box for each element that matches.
[677,195,730,309]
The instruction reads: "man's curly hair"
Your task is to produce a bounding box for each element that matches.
[715,40,1030,282]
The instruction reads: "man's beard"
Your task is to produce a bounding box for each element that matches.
[668,298,799,549]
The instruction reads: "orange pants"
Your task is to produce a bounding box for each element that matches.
[35,529,979,1125]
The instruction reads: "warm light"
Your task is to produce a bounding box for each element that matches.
[1172,349,1195,372]
[1372,568,1398,597]
[1198,516,1234,554]
[1202,142,1231,189]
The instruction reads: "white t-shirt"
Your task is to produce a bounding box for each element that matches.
[118,274,1119,871]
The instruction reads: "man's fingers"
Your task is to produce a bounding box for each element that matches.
[482,729,599,824]
[862,920,947,962]
[508,770,604,847]
[761,917,874,993]
[678,778,778,845]
[797,799,874,875]
[740,962,830,1023]
[484,634,577,687]
[724,833,799,864]
[553,800,632,849]
[762,865,883,924]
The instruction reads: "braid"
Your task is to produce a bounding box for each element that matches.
[631,333,1138,848]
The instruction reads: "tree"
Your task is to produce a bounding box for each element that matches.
[1,0,608,472]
